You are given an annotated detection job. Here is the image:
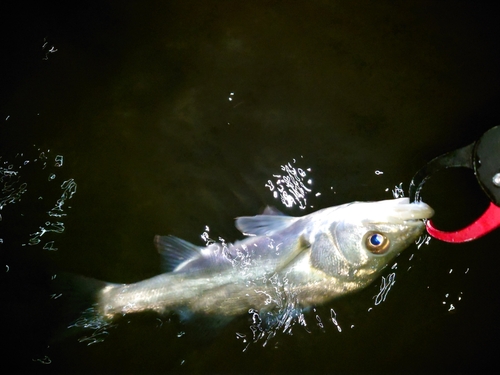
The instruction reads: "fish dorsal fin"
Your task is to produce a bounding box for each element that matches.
[235,213,298,236]
[261,206,286,216]
[154,235,201,272]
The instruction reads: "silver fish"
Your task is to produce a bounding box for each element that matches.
[91,197,433,322]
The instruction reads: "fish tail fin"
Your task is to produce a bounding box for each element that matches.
[50,273,113,343]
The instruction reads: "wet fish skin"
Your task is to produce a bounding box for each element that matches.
[95,198,433,320]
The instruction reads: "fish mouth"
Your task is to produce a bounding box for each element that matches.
[387,197,434,222]
[359,197,434,224]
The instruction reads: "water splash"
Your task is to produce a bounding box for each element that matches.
[0,148,78,249]
[68,307,116,346]
[415,233,432,249]
[374,272,396,305]
[265,158,313,209]
[330,308,342,332]
[42,37,58,61]
[199,226,313,349]
[27,221,65,246]
[0,162,27,211]
[32,356,52,365]
[1,148,76,235]
[392,183,404,198]
[47,179,77,218]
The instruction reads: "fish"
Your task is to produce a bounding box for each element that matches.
[75,197,432,326]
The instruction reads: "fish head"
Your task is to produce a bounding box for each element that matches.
[310,198,434,285]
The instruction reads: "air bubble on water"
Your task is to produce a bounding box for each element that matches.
[43,241,58,251]
[330,309,342,332]
[316,314,324,329]
[54,155,63,167]
[32,355,51,365]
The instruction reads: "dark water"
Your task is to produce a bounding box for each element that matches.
[1,1,499,374]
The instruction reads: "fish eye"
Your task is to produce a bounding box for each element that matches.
[365,232,390,254]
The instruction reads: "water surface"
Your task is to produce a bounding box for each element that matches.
[1,1,499,374]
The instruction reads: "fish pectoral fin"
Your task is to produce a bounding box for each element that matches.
[235,214,298,236]
[154,235,202,272]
